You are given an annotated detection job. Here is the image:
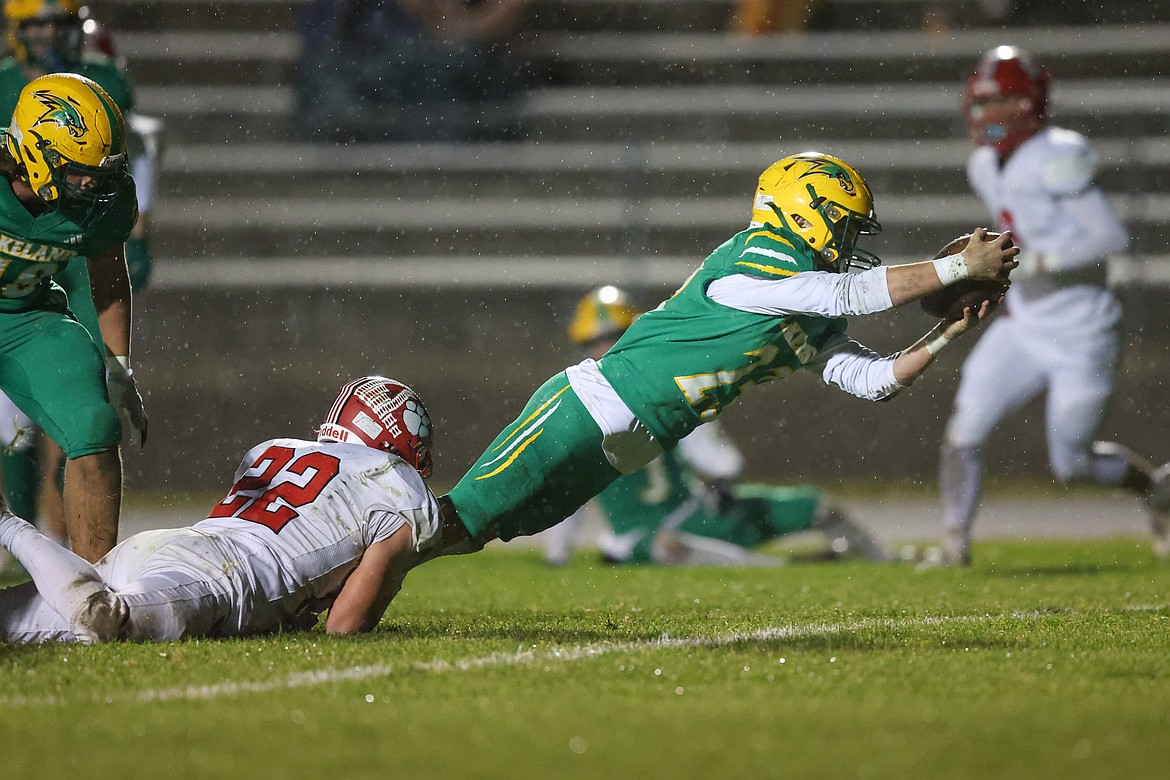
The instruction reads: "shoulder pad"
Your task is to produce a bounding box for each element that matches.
[1039,128,1097,195]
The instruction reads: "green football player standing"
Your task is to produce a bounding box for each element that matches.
[0,1,133,117]
[0,72,144,563]
[0,0,152,546]
[435,152,1020,554]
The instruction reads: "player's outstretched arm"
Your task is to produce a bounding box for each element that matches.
[325,525,416,634]
[891,297,1001,387]
[885,229,1019,307]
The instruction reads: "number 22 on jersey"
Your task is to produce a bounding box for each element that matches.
[209,445,341,532]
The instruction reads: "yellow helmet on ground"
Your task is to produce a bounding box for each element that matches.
[6,72,127,225]
[4,0,82,69]
[750,152,883,272]
[568,285,640,346]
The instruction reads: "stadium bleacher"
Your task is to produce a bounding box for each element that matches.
[107,0,1170,280]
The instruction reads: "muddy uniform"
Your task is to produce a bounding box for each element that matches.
[0,438,441,642]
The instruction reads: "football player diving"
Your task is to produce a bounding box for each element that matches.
[431,152,1020,558]
[542,285,891,567]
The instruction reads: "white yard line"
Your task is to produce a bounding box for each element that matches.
[2,605,1164,707]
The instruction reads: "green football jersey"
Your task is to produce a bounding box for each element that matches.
[0,163,137,312]
[0,55,134,122]
[597,225,848,447]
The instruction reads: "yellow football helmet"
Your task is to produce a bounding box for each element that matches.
[4,0,82,69]
[6,72,127,226]
[568,285,640,346]
[750,152,883,272]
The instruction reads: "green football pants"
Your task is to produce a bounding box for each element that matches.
[445,372,622,542]
[0,293,120,459]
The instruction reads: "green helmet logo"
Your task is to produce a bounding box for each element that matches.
[799,159,856,195]
[30,90,87,140]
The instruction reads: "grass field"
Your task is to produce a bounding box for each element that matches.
[2,538,1168,779]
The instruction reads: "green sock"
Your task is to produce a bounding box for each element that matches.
[0,446,40,521]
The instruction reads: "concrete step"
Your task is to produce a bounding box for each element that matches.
[158,137,1170,200]
[99,0,1022,36]
[118,31,299,87]
[527,25,1170,87]
[98,0,305,34]
[515,79,1170,141]
[150,191,1170,261]
[114,24,1170,89]
[101,0,734,34]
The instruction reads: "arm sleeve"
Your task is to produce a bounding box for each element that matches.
[807,332,905,401]
[706,267,893,317]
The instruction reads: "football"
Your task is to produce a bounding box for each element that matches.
[919,232,1012,320]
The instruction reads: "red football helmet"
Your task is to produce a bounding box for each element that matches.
[962,45,1050,155]
[317,376,434,478]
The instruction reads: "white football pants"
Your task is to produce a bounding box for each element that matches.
[941,311,1129,537]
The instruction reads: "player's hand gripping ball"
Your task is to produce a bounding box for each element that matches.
[920,232,1013,320]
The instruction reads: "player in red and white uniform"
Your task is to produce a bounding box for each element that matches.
[0,376,442,642]
[936,46,1170,565]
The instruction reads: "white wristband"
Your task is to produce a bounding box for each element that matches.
[932,253,969,286]
[924,327,952,356]
[107,355,132,373]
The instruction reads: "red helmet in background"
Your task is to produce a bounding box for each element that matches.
[962,45,1050,156]
[317,376,434,478]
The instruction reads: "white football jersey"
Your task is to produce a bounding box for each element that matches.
[967,126,1128,333]
[189,437,441,635]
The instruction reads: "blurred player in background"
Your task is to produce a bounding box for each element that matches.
[935,46,1170,566]
[0,1,154,283]
[0,72,142,564]
[0,377,441,642]
[0,0,158,559]
[541,285,890,566]
[433,152,1019,557]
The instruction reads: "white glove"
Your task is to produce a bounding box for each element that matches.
[106,358,148,447]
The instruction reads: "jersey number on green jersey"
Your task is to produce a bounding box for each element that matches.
[674,320,819,421]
